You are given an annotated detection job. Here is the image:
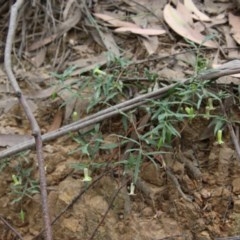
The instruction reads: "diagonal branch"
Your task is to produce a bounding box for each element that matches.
[1,61,240,161]
[4,1,52,240]
[0,60,240,159]
[0,81,178,159]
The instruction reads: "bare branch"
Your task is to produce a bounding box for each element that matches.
[1,59,240,160]
[0,215,24,240]
[4,1,52,239]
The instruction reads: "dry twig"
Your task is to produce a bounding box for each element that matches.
[1,60,240,160]
[4,1,52,239]
[34,171,108,240]
[219,101,240,160]
[0,215,24,240]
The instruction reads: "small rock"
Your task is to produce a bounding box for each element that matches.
[141,207,153,217]
[198,231,211,240]
[140,163,163,186]
[232,178,240,194]
[58,177,83,205]
[233,199,240,213]
[200,189,211,199]
[61,217,79,233]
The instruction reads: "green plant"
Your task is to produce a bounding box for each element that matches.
[10,154,39,204]
[0,157,10,172]
[144,68,158,81]
[86,66,125,112]
[63,53,231,188]
[185,106,196,120]
[184,37,215,73]
[128,182,136,195]
[51,65,76,84]
[69,124,103,159]
[82,168,92,182]
[19,208,25,223]
[216,129,224,145]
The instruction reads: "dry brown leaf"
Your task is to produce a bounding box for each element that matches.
[99,31,120,56]
[223,26,240,59]
[206,14,227,28]
[176,52,196,67]
[163,3,218,48]
[177,1,194,26]
[130,14,159,54]
[142,36,158,55]
[0,98,18,113]
[0,84,13,93]
[88,27,120,56]
[30,48,47,68]
[94,13,165,37]
[94,13,137,28]
[58,84,93,122]
[26,86,57,99]
[228,13,240,45]
[184,0,211,22]
[28,33,59,51]
[63,0,76,21]
[158,68,185,82]
[114,27,166,36]
[217,76,240,84]
[26,78,79,100]
[124,0,167,19]
[28,9,81,51]
[204,0,232,14]
[58,88,77,122]
[68,52,108,76]
[47,109,63,132]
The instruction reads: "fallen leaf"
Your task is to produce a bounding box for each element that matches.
[216,76,240,84]
[223,26,240,59]
[114,27,166,36]
[176,52,196,67]
[94,13,137,28]
[28,9,81,51]
[63,0,76,21]
[131,14,159,54]
[47,109,63,132]
[0,98,18,113]
[184,0,211,22]
[99,30,120,56]
[163,3,218,48]
[28,33,59,52]
[0,84,14,93]
[142,36,159,55]
[228,12,240,45]
[124,0,167,19]
[67,52,108,76]
[204,0,232,14]
[158,68,185,82]
[177,1,194,26]
[26,86,57,99]
[94,12,166,37]
[87,23,120,56]
[58,88,77,122]
[30,48,47,67]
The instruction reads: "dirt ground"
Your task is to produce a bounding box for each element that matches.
[1,1,240,240]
